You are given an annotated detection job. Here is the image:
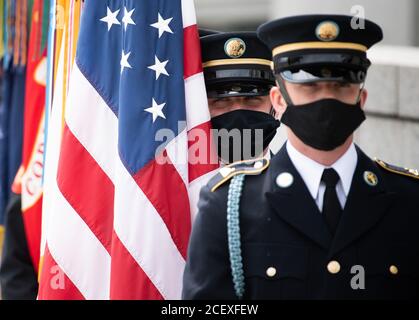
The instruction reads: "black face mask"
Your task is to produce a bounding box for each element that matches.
[211,109,280,163]
[281,98,366,151]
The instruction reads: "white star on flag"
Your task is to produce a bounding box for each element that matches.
[144,99,167,123]
[147,56,169,80]
[122,7,136,31]
[150,13,173,38]
[100,7,121,31]
[120,50,132,74]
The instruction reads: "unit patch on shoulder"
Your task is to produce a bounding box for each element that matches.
[209,158,270,192]
[375,158,419,180]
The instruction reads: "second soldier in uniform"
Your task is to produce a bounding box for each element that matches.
[200,31,280,163]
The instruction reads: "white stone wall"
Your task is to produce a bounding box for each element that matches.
[195,0,270,29]
[355,46,419,169]
[196,0,419,46]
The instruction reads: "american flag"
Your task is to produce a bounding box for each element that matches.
[38,0,217,299]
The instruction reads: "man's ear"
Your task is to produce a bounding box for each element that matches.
[360,88,368,109]
[270,85,287,118]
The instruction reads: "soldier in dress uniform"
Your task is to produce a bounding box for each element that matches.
[183,14,419,299]
[200,31,280,163]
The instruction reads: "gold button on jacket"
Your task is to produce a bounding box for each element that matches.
[266,267,277,277]
[389,265,399,275]
[327,261,341,274]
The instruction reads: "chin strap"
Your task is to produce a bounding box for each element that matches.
[355,82,366,104]
[276,76,293,106]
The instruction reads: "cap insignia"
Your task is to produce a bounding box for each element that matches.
[316,21,340,42]
[224,38,246,58]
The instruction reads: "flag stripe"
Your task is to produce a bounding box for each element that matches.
[65,64,119,182]
[181,0,219,260]
[188,121,219,183]
[165,128,189,187]
[183,25,202,79]
[57,124,114,254]
[134,155,191,259]
[181,0,197,28]
[110,231,163,300]
[185,73,211,130]
[112,161,186,299]
[43,177,111,299]
[38,245,85,300]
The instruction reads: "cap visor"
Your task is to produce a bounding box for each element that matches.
[280,66,366,83]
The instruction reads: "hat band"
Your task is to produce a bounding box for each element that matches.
[203,58,272,68]
[204,68,275,83]
[273,42,368,56]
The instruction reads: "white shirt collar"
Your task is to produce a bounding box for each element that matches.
[331,143,358,195]
[286,141,357,199]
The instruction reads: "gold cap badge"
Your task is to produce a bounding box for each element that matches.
[224,38,246,58]
[316,21,340,42]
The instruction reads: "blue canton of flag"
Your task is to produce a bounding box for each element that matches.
[76,0,186,175]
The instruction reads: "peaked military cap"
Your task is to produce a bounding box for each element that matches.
[257,15,383,84]
[201,31,275,98]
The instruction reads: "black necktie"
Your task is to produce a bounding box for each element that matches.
[321,168,342,235]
